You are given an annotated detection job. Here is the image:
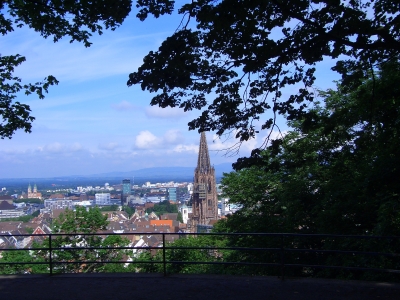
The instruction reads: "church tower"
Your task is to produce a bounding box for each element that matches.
[191,132,218,230]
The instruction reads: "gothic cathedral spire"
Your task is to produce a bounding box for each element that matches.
[191,132,218,231]
[197,132,212,174]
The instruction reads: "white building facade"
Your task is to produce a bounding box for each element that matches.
[95,193,111,206]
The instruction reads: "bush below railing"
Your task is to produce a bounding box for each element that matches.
[0,232,399,281]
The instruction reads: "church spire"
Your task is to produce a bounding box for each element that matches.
[191,131,218,230]
[197,132,212,174]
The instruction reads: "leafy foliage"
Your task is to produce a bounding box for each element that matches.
[134,235,228,274]
[177,211,183,223]
[1,0,131,138]
[0,54,58,138]
[214,61,400,280]
[34,207,130,273]
[98,204,120,212]
[146,200,178,216]
[128,0,400,167]
[99,205,135,218]
[0,248,46,275]
[122,205,135,218]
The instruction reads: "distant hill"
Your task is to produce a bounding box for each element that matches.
[88,162,234,179]
[0,163,234,184]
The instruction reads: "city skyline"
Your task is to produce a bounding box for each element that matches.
[1,7,340,179]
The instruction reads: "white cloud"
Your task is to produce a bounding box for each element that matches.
[134,130,186,149]
[173,144,198,153]
[111,101,135,111]
[45,142,63,153]
[145,106,186,119]
[98,142,119,151]
[71,143,83,151]
[163,130,184,144]
[134,131,162,149]
[36,142,85,154]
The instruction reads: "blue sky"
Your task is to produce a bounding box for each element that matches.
[1,6,340,178]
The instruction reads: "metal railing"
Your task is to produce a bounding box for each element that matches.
[0,232,399,279]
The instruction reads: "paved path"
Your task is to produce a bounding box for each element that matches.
[1,273,399,300]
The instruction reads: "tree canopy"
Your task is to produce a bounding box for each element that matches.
[211,61,400,279]
[36,206,129,273]
[1,0,131,138]
[128,0,400,168]
[146,200,178,216]
[220,61,400,236]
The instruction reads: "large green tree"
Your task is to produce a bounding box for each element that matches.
[34,206,130,273]
[128,0,400,167]
[1,0,131,138]
[134,235,228,274]
[220,61,400,235]
[215,61,400,279]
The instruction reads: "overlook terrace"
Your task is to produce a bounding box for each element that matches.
[1,231,400,300]
[1,273,399,300]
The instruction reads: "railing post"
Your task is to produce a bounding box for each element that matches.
[49,234,53,276]
[280,235,285,280]
[162,233,167,276]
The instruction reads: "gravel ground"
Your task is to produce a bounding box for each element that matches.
[0,273,399,300]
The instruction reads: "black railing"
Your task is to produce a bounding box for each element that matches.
[0,232,399,280]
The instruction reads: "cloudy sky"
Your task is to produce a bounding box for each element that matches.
[1,5,340,178]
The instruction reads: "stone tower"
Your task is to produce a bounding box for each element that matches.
[191,132,218,229]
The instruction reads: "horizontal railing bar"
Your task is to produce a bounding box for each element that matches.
[0,262,50,265]
[167,261,281,266]
[0,245,278,252]
[163,246,281,251]
[0,260,281,267]
[2,232,400,239]
[1,232,400,277]
[3,245,398,257]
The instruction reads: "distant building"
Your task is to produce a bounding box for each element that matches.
[187,183,193,194]
[168,187,177,202]
[0,200,24,219]
[44,199,73,210]
[27,184,42,199]
[129,195,143,205]
[95,193,111,206]
[0,195,13,204]
[190,132,218,230]
[179,203,189,224]
[122,179,131,205]
[74,200,92,207]
[122,179,131,195]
